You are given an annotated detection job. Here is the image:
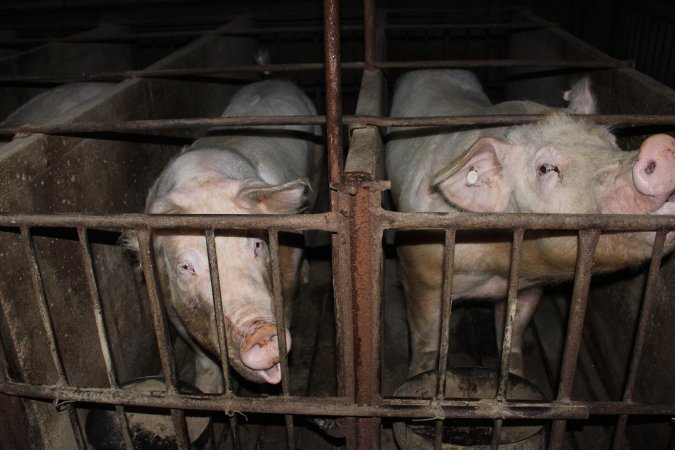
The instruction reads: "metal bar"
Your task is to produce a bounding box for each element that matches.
[3,113,674,138]
[0,381,602,418]
[491,419,503,450]
[204,230,233,394]
[611,231,667,450]
[0,211,673,234]
[496,229,525,399]
[0,58,632,85]
[20,225,87,448]
[0,212,337,231]
[135,229,181,393]
[350,184,382,449]
[268,231,295,450]
[434,229,457,449]
[76,227,119,387]
[549,230,600,450]
[136,229,191,448]
[77,226,136,449]
[364,0,377,69]
[323,0,345,187]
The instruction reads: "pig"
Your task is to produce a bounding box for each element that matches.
[385,70,675,377]
[124,80,322,392]
[1,82,113,133]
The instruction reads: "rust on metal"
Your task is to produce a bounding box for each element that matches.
[549,230,601,450]
[1,113,673,139]
[364,0,377,69]
[611,231,668,450]
[323,0,345,187]
[204,230,234,394]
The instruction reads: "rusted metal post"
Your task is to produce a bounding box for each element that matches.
[364,0,377,69]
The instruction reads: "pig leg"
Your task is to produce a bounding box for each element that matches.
[493,287,543,377]
[397,237,446,377]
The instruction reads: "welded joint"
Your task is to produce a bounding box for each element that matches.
[330,180,391,195]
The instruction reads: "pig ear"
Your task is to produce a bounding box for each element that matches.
[236,178,311,213]
[432,137,513,212]
[564,76,597,114]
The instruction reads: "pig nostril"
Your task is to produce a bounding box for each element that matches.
[645,160,656,175]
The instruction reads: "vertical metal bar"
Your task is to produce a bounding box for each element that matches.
[611,231,667,450]
[77,227,119,387]
[204,229,233,394]
[548,229,600,450]
[434,229,456,449]
[268,230,295,450]
[20,225,87,449]
[364,0,377,69]
[135,229,190,450]
[490,419,503,450]
[496,228,525,399]
[324,0,344,192]
[77,226,134,449]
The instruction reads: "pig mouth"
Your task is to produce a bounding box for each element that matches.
[257,363,282,384]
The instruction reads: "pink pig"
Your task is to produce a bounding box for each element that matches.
[385,70,675,377]
[126,80,322,391]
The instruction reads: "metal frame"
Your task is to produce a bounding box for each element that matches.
[0,1,674,449]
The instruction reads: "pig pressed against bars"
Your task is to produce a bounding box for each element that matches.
[125,80,322,391]
[385,70,675,377]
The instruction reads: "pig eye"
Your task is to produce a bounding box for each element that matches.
[253,240,265,257]
[178,261,196,276]
[537,163,559,176]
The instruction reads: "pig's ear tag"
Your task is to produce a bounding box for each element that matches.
[466,168,478,185]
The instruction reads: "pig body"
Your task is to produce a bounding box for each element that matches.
[129,80,322,391]
[1,82,113,130]
[385,70,675,377]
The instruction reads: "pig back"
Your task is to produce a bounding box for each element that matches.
[189,80,321,187]
[1,82,113,127]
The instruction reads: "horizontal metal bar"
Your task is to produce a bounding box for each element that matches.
[4,381,675,418]
[0,58,631,85]
[1,211,671,235]
[0,212,338,232]
[378,210,675,231]
[2,114,673,139]
[0,381,591,420]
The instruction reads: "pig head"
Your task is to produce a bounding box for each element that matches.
[386,70,675,378]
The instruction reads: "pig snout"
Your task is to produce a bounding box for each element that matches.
[239,323,291,384]
[632,134,675,202]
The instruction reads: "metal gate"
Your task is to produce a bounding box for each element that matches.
[0,1,674,449]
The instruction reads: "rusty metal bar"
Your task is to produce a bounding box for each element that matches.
[76,227,119,387]
[548,230,600,450]
[490,419,504,450]
[204,230,233,394]
[135,229,191,449]
[496,228,525,399]
[268,230,295,450]
[77,226,136,449]
[0,210,672,234]
[434,229,457,450]
[0,212,337,231]
[0,380,602,418]
[324,0,345,187]
[349,183,382,449]
[0,58,631,85]
[364,0,377,69]
[611,230,667,450]
[3,113,674,139]
[0,21,555,47]
[20,225,87,449]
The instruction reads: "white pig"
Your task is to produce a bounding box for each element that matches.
[385,70,675,377]
[1,82,113,131]
[125,80,322,391]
